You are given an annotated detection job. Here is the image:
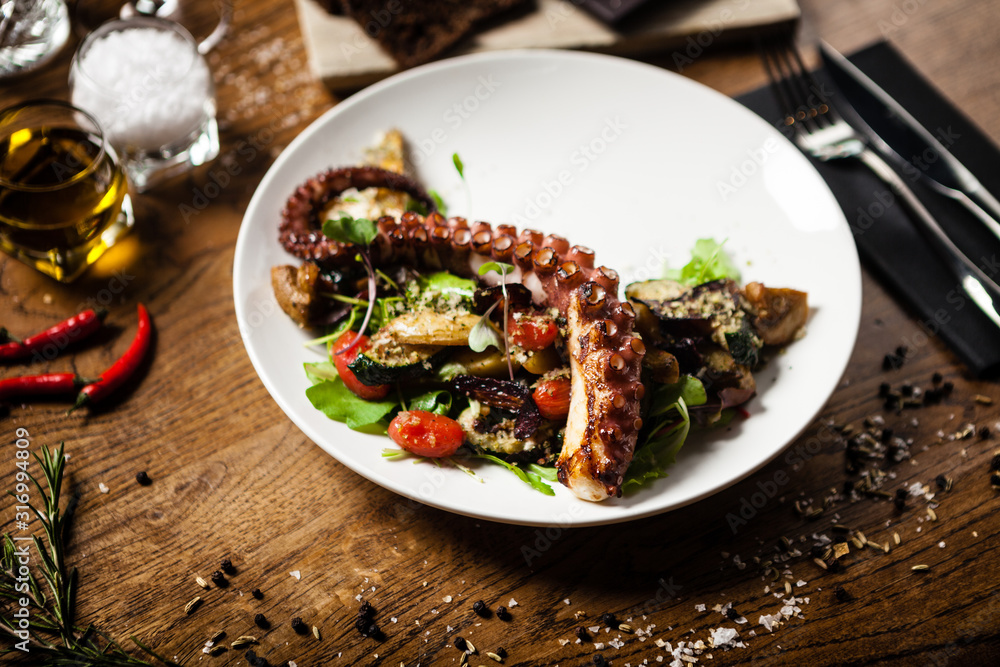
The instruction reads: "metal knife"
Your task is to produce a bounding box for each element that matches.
[819,40,1000,244]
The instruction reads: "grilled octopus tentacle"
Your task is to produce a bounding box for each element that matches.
[278,170,644,501]
[279,166,437,266]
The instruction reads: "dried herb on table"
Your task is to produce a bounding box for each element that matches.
[0,442,180,665]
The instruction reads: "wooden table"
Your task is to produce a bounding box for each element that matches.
[3,1,999,665]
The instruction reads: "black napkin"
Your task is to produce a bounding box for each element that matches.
[737,41,1000,377]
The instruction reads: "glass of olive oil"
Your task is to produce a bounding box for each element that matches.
[0,100,133,282]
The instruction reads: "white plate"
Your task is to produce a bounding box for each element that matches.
[233,50,861,527]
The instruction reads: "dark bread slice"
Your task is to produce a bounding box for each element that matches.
[337,0,531,68]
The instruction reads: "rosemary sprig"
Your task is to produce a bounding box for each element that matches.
[0,442,180,666]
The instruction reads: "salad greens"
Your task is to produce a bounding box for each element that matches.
[623,375,706,492]
[302,237,742,497]
[665,238,741,286]
[322,213,379,352]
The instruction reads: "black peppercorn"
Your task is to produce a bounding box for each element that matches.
[809,544,825,559]
[359,601,375,619]
[254,613,269,629]
[472,600,488,617]
[135,471,151,485]
[593,655,607,667]
[221,558,235,575]
[496,647,508,658]
[942,381,954,395]
[600,612,617,627]
[454,636,468,651]
[575,626,588,641]
[496,605,511,621]
[842,480,854,495]
[932,372,942,384]
[900,384,913,397]
[251,588,263,599]
[878,382,891,397]
[725,607,741,620]
[935,474,949,490]
[991,473,1000,489]
[980,426,992,440]
[210,571,227,587]
[880,427,894,443]
[291,617,308,634]
[834,585,849,602]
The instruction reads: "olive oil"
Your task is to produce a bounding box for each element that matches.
[0,124,131,281]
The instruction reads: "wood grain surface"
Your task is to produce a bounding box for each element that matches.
[2,1,999,665]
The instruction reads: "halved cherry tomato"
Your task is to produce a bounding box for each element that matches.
[388,410,465,458]
[507,311,558,351]
[331,332,390,401]
[532,377,571,421]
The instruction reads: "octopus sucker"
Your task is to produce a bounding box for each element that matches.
[276,167,645,501]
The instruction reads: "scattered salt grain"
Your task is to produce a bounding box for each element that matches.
[289,570,301,580]
[508,598,518,607]
[443,595,453,603]
[98,483,109,494]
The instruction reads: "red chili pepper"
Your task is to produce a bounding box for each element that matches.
[0,309,106,362]
[70,304,152,412]
[0,373,87,401]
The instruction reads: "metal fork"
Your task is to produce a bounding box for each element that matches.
[759,38,1000,329]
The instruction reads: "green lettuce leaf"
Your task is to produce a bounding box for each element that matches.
[305,376,396,432]
[665,238,741,285]
[407,389,452,416]
[416,271,477,298]
[623,375,707,493]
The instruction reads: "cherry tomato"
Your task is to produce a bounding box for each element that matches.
[331,332,390,401]
[532,377,572,421]
[388,410,465,458]
[507,311,558,351]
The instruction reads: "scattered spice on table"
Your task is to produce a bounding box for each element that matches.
[211,570,228,587]
[135,470,151,485]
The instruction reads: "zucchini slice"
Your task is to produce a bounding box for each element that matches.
[348,342,450,385]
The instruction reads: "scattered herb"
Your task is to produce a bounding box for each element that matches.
[0,443,180,665]
[475,454,554,495]
[475,262,516,381]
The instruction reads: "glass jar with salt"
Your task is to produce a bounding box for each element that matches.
[69,16,219,192]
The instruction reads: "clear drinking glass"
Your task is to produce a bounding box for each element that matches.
[0,0,71,79]
[69,17,220,192]
[0,100,134,282]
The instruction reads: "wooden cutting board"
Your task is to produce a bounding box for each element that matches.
[294,0,800,90]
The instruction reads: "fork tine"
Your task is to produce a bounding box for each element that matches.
[758,37,834,132]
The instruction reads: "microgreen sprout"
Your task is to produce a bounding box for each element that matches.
[322,212,379,356]
[453,152,472,217]
[469,261,516,381]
